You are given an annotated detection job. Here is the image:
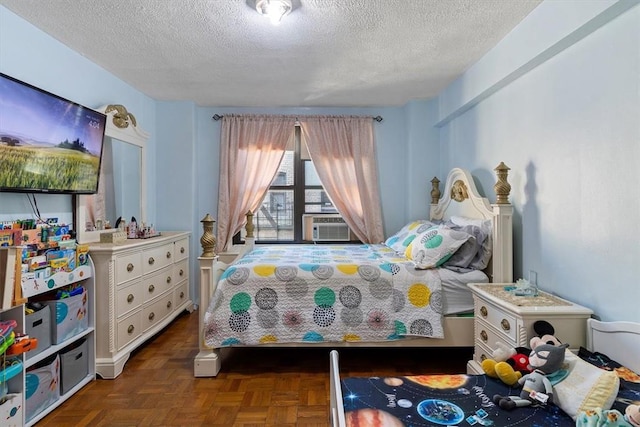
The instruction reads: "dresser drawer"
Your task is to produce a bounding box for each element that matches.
[174,280,189,307]
[115,280,143,318]
[173,258,189,284]
[475,299,517,343]
[174,237,189,262]
[142,266,173,303]
[142,292,174,332]
[142,242,174,274]
[115,252,143,285]
[117,310,142,351]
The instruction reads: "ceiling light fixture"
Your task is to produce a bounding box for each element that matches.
[255,0,292,25]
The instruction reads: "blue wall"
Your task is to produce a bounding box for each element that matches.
[435,1,639,323]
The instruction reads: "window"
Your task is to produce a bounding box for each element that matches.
[248,126,337,243]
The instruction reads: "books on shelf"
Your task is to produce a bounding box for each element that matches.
[1,246,19,310]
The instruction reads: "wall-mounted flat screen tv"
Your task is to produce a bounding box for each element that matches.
[0,73,106,194]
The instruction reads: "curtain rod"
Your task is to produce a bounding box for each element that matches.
[211,114,383,122]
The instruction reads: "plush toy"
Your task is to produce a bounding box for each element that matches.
[482,343,531,386]
[626,404,640,427]
[493,343,569,410]
[482,320,562,386]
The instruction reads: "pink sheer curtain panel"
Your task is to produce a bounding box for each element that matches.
[217,114,296,252]
[299,116,384,243]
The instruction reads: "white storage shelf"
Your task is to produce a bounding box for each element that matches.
[1,257,96,426]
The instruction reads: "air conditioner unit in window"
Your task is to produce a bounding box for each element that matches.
[312,216,351,242]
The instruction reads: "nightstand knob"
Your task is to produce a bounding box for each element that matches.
[501,319,511,331]
[127,294,134,303]
[480,353,487,361]
[127,325,135,334]
[480,306,488,317]
[127,263,134,272]
[166,251,172,259]
[480,330,488,342]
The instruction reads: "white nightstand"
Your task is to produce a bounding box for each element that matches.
[466,283,593,374]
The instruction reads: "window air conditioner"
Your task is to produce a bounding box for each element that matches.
[312,216,351,242]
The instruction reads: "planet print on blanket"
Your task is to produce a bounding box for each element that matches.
[417,399,465,425]
[345,408,406,427]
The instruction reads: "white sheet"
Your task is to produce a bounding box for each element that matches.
[441,268,488,315]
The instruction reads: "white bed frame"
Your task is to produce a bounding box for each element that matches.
[330,318,640,427]
[194,163,514,377]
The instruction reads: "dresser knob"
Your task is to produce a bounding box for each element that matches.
[480,353,487,361]
[166,251,171,259]
[166,276,172,284]
[180,247,185,254]
[149,312,155,321]
[127,263,134,272]
[148,257,155,265]
[167,301,172,309]
[127,325,135,334]
[480,306,488,317]
[501,319,511,331]
[149,284,155,293]
[179,269,184,277]
[127,294,134,303]
[480,330,488,342]
[179,291,184,299]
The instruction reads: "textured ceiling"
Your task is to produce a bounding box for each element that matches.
[1,0,542,107]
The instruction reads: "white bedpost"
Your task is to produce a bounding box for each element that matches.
[491,162,513,283]
[194,214,223,377]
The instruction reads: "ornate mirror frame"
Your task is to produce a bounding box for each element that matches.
[75,104,149,243]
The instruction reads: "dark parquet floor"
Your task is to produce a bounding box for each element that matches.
[36,309,472,426]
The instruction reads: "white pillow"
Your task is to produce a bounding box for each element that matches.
[554,350,620,420]
[406,225,473,269]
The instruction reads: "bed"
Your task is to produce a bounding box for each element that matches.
[194,163,514,377]
[330,318,640,426]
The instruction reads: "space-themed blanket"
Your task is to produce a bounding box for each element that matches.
[204,244,445,348]
[341,374,576,426]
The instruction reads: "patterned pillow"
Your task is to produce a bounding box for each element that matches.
[384,220,436,254]
[405,225,474,270]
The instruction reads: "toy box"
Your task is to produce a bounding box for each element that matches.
[25,355,60,423]
[44,289,89,344]
[59,338,89,394]
[0,393,23,427]
[25,305,52,359]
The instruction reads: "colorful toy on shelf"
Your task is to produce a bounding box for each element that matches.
[0,320,17,354]
[0,357,23,383]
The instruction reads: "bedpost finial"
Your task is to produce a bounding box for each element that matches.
[200,213,216,257]
[430,177,441,204]
[245,210,255,238]
[494,162,511,204]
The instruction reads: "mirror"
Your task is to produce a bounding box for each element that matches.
[75,104,148,243]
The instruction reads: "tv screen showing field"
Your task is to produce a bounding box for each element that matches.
[0,74,106,194]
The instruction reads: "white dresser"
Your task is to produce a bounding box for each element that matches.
[467,283,593,375]
[89,232,193,378]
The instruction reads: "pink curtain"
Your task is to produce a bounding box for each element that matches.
[217,114,296,252]
[299,116,384,243]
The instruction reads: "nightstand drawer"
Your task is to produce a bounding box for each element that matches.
[475,299,517,342]
[474,340,495,364]
[475,318,515,352]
